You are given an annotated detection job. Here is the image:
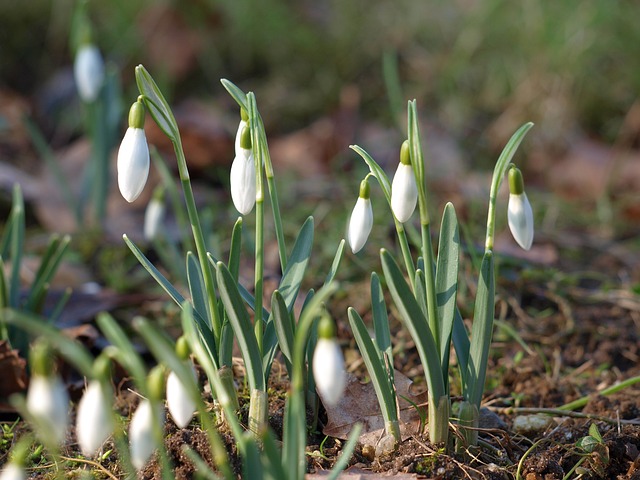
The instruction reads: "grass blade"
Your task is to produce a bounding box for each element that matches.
[279,216,314,311]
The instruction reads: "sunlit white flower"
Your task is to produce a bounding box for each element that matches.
[26,374,69,445]
[144,195,165,241]
[76,381,114,457]
[0,463,26,480]
[348,179,373,254]
[391,163,418,223]
[507,167,534,250]
[117,98,149,203]
[230,125,256,215]
[129,399,161,471]
[166,369,196,428]
[74,44,104,102]
[313,337,346,407]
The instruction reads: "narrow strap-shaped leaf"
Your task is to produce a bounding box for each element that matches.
[414,269,428,319]
[452,308,470,396]
[228,217,243,281]
[241,434,264,480]
[328,423,363,480]
[349,145,392,202]
[381,249,445,399]
[262,318,280,380]
[283,389,306,480]
[348,308,398,425]
[279,216,314,311]
[8,185,24,309]
[370,272,392,363]
[220,79,249,112]
[271,290,294,368]
[323,239,345,287]
[25,234,70,311]
[435,203,460,379]
[0,258,8,310]
[467,251,495,408]
[261,429,289,480]
[216,261,264,392]
[135,65,180,142]
[186,252,212,330]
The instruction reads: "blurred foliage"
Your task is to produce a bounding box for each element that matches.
[1,0,639,146]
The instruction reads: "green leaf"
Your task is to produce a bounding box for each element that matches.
[381,249,445,399]
[228,217,243,280]
[186,252,211,330]
[435,203,459,378]
[271,290,294,368]
[279,217,314,311]
[261,429,289,480]
[349,145,392,202]
[220,79,248,112]
[467,251,495,408]
[491,122,535,192]
[348,308,398,426]
[414,269,428,319]
[216,262,264,392]
[283,389,306,480]
[323,239,345,287]
[452,308,470,397]
[8,185,24,309]
[135,65,180,142]
[371,272,392,363]
[241,434,264,480]
[262,318,280,380]
[25,235,70,311]
[328,423,363,480]
[589,423,603,443]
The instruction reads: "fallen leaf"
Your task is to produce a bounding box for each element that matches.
[0,340,28,412]
[322,370,428,448]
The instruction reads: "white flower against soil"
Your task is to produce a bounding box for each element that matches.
[313,338,346,407]
[129,399,162,471]
[76,381,114,457]
[26,375,69,445]
[117,127,150,203]
[0,463,26,480]
[166,369,196,429]
[348,195,373,254]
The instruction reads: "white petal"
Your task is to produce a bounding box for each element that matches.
[74,44,105,102]
[166,369,196,429]
[391,163,418,223]
[76,381,114,457]
[117,128,150,203]
[348,197,373,254]
[508,193,534,250]
[313,338,346,407]
[129,400,162,471]
[26,375,69,444]
[230,148,256,215]
[144,199,165,241]
[234,120,248,155]
[0,463,26,480]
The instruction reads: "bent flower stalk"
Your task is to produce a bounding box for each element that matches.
[117,97,150,203]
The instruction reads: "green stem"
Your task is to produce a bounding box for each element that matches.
[262,134,287,273]
[559,375,640,411]
[174,140,221,344]
[422,224,440,355]
[394,222,415,291]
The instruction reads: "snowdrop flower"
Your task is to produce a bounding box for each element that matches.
[74,43,104,103]
[348,178,373,254]
[230,125,256,215]
[313,316,346,407]
[391,140,418,223]
[166,368,196,428]
[76,380,114,457]
[144,187,165,241]
[26,344,69,445]
[129,399,160,471]
[507,167,534,250]
[117,97,150,202]
[0,462,26,480]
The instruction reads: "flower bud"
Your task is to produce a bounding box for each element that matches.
[312,316,346,407]
[390,140,418,223]
[507,167,534,250]
[166,368,197,429]
[129,399,161,471]
[26,375,69,445]
[230,126,256,215]
[76,380,114,457]
[144,187,165,241]
[74,44,104,103]
[347,179,373,254]
[0,463,26,480]
[117,97,150,203]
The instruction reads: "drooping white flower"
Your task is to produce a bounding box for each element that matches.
[144,191,165,241]
[166,369,196,429]
[230,125,256,215]
[117,98,149,203]
[507,167,534,250]
[129,399,161,471]
[0,463,26,480]
[74,44,105,103]
[391,160,418,223]
[26,375,69,445]
[347,179,373,254]
[76,381,114,457]
[312,317,346,407]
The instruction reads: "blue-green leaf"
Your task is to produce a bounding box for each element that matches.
[370,272,391,363]
[135,65,179,142]
[279,217,314,311]
[187,252,211,330]
[323,239,345,287]
[220,79,248,112]
[271,290,294,368]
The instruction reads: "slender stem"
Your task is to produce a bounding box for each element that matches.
[422,224,440,354]
[174,140,221,344]
[262,133,287,273]
[394,222,415,291]
[559,374,640,411]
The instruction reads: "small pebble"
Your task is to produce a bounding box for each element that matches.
[362,444,376,461]
[512,414,554,436]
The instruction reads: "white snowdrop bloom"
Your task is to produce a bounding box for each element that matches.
[26,375,69,445]
[129,399,161,471]
[230,125,256,215]
[0,463,26,480]
[166,369,196,429]
[507,167,534,251]
[347,179,373,254]
[507,192,534,250]
[74,44,104,102]
[143,195,164,241]
[312,338,346,407]
[117,98,149,203]
[76,381,114,457]
[391,163,418,223]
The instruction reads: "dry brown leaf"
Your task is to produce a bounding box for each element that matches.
[322,370,428,448]
[0,340,27,412]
